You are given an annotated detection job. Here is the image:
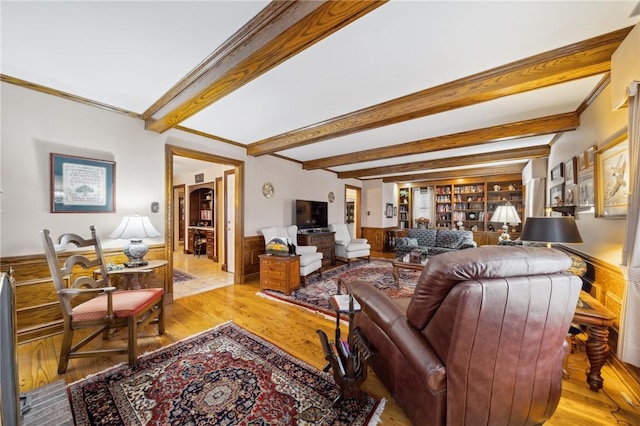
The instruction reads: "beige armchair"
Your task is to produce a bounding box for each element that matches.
[261,225,323,284]
[329,223,370,266]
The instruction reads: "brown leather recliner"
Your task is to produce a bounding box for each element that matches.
[350,246,581,426]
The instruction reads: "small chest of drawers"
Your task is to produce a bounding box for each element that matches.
[259,254,300,295]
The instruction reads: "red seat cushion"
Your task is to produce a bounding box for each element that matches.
[72,288,163,322]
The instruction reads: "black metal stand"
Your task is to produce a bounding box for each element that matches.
[317,279,372,407]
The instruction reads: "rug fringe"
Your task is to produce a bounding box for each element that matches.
[256,291,343,323]
[367,397,387,426]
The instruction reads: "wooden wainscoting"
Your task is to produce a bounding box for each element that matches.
[244,235,266,281]
[0,245,166,343]
[361,227,385,252]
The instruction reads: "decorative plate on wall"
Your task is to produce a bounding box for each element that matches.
[262,182,274,199]
[328,191,335,202]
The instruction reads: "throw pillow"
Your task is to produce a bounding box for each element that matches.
[407,238,419,247]
[567,254,587,277]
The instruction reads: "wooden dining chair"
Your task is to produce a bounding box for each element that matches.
[41,226,165,374]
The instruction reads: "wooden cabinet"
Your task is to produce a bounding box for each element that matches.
[206,230,217,262]
[297,232,335,267]
[259,254,300,295]
[187,227,216,260]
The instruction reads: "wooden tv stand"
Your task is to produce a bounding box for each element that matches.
[297,231,335,267]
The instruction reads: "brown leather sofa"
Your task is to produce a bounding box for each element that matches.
[350,246,581,425]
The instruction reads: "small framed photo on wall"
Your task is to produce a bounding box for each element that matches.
[549,183,565,206]
[578,173,594,210]
[564,157,577,186]
[550,163,564,181]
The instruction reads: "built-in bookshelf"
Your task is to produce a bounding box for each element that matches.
[487,180,524,232]
[401,176,524,237]
[434,185,452,228]
[189,185,214,227]
[398,188,411,229]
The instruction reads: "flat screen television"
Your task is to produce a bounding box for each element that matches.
[294,199,328,230]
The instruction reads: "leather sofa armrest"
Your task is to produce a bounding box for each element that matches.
[296,245,317,254]
[350,280,446,392]
[335,240,348,246]
[352,238,368,244]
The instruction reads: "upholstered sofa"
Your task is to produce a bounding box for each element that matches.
[350,246,581,426]
[395,228,476,258]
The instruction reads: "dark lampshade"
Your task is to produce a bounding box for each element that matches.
[520,216,583,244]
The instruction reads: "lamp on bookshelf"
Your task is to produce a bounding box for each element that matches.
[492,202,521,242]
[109,214,161,267]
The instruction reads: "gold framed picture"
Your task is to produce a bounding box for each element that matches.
[596,134,629,218]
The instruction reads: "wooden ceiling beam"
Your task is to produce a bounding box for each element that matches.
[248,27,631,156]
[144,0,387,133]
[337,145,550,179]
[381,164,526,183]
[303,112,578,170]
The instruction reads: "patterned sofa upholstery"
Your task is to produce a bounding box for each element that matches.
[396,228,476,258]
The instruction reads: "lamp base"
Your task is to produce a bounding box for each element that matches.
[498,224,511,242]
[123,239,149,268]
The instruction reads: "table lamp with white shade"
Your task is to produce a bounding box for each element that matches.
[491,202,521,242]
[109,214,161,267]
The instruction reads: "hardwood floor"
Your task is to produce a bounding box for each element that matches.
[172,246,234,299]
[17,251,640,425]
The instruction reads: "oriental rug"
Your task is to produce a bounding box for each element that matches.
[67,321,384,425]
[173,268,197,283]
[259,259,422,318]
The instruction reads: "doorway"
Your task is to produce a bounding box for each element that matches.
[345,185,361,237]
[165,145,245,301]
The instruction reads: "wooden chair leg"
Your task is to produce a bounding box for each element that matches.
[58,323,74,374]
[157,301,165,335]
[128,316,137,366]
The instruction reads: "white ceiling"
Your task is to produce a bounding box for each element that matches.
[2,1,638,179]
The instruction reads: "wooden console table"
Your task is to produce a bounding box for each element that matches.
[259,254,300,295]
[297,231,335,267]
[573,290,617,392]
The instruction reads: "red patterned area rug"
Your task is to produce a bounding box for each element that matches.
[67,322,384,425]
[259,259,422,318]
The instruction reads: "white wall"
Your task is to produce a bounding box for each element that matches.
[0,82,361,257]
[550,83,629,265]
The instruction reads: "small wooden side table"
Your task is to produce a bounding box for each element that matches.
[259,254,300,295]
[573,290,617,392]
[392,259,427,286]
[94,259,168,290]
